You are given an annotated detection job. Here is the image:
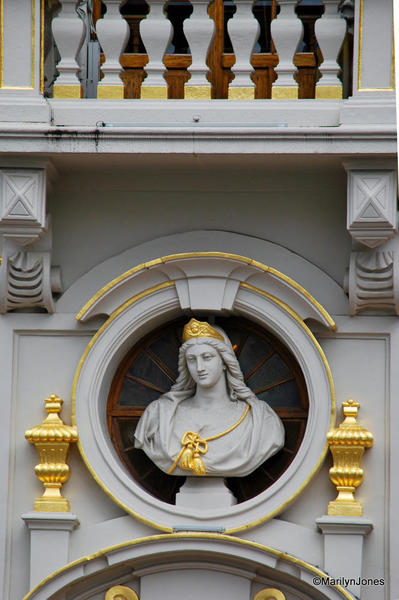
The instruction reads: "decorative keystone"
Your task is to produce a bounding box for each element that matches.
[25,394,78,512]
[327,399,373,516]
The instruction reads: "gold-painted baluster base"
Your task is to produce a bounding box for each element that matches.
[97,85,125,100]
[184,86,212,100]
[228,87,255,100]
[316,85,343,99]
[140,86,169,99]
[271,86,298,100]
[53,84,82,99]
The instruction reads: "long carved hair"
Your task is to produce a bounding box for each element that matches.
[169,334,255,403]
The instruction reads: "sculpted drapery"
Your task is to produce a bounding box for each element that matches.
[134,319,285,478]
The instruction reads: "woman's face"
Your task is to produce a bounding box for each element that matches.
[185,342,225,389]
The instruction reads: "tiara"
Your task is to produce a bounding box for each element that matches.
[182,318,224,343]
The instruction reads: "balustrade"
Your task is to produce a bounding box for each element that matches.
[45,0,352,101]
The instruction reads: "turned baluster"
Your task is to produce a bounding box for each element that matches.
[96,0,130,99]
[270,0,303,99]
[227,0,260,99]
[52,0,86,98]
[183,0,215,99]
[140,0,173,99]
[315,0,346,99]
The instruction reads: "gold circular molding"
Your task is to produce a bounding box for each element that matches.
[22,533,356,600]
[105,585,139,600]
[72,253,336,534]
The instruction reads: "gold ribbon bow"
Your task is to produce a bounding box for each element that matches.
[168,403,250,476]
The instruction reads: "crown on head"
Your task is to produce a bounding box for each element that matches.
[182,318,224,343]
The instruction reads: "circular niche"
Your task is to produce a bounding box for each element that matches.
[107,316,309,505]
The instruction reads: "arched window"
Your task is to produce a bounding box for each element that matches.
[107,316,308,504]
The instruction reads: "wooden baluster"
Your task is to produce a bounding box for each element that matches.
[96,0,130,99]
[270,0,303,99]
[183,0,215,99]
[227,0,260,99]
[52,0,86,98]
[315,0,346,98]
[140,0,173,99]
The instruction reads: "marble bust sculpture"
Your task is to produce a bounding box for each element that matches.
[134,319,285,477]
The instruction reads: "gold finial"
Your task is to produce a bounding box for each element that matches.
[254,589,286,600]
[182,318,224,343]
[327,399,373,516]
[105,586,139,600]
[25,394,78,512]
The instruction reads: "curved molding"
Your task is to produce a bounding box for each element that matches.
[76,252,336,330]
[56,231,348,315]
[22,533,356,600]
[73,254,335,533]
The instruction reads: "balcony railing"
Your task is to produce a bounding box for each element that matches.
[45,0,353,101]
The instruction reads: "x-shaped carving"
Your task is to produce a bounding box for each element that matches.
[3,174,36,219]
[355,176,388,218]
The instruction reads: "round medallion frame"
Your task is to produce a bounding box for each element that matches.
[72,253,335,533]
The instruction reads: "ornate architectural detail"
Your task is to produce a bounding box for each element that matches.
[254,590,286,600]
[105,586,139,600]
[182,318,224,342]
[327,400,373,516]
[51,0,86,98]
[347,250,399,315]
[96,1,130,99]
[0,168,46,245]
[271,0,303,99]
[25,394,78,512]
[227,0,259,99]
[140,0,173,99]
[314,0,346,99]
[0,236,62,314]
[346,169,397,248]
[183,0,215,99]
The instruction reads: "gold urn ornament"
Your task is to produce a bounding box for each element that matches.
[327,399,373,516]
[25,394,78,512]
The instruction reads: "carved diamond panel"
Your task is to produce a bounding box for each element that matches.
[0,169,46,244]
[347,170,397,247]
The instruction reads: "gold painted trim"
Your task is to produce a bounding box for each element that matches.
[53,84,82,99]
[97,84,125,100]
[72,281,176,534]
[315,85,343,100]
[40,0,44,94]
[0,0,3,87]
[22,533,356,600]
[31,0,35,88]
[184,85,212,100]
[76,252,336,332]
[140,86,168,99]
[271,86,298,100]
[73,269,335,535]
[228,87,255,100]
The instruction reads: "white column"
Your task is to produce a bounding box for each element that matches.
[315,1,346,99]
[316,516,373,597]
[227,0,260,99]
[0,0,49,122]
[96,0,130,99]
[52,0,86,98]
[140,0,173,99]
[22,512,79,588]
[270,0,303,99]
[183,0,215,99]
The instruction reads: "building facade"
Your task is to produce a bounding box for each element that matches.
[0,1,396,599]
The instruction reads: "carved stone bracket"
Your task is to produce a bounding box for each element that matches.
[0,163,62,313]
[347,249,399,315]
[0,168,47,246]
[344,162,398,248]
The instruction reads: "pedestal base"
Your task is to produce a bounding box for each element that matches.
[175,477,237,509]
